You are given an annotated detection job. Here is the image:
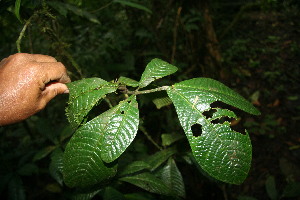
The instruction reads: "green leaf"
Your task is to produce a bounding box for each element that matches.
[72,190,101,200]
[48,1,100,24]
[145,148,177,171]
[33,145,57,161]
[167,78,257,184]
[17,163,38,176]
[118,161,151,177]
[124,193,156,200]
[63,108,119,187]
[265,175,278,200]
[14,0,22,22]
[237,196,258,200]
[118,76,139,87]
[66,78,118,128]
[8,175,25,200]
[49,149,64,186]
[169,78,260,115]
[139,58,178,88]
[161,158,185,198]
[152,96,173,109]
[119,172,172,195]
[103,187,126,200]
[113,0,152,14]
[100,95,139,163]
[63,96,138,187]
[161,133,185,146]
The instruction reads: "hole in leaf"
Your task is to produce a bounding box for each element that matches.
[211,116,230,124]
[120,111,125,114]
[203,109,216,119]
[191,123,202,137]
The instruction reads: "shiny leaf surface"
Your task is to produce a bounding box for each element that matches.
[66,78,118,128]
[100,95,139,163]
[139,58,178,88]
[167,78,257,184]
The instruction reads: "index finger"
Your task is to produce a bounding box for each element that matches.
[40,62,71,84]
[31,54,58,63]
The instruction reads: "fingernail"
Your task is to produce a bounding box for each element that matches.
[64,89,69,94]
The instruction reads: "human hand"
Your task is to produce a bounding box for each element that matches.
[0,53,71,125]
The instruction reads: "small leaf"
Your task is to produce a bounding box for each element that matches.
[100,95,139,163]
[66,78,118,128]
[237,196,258,200]
[113,0,152,14]
[17,163,38,176]
[145,147,177,171]
[14,0,22,22]
[103,187,126,200]
[118,76,139,87]
[118,161,151,177]
[124,193,156,200]
[48,1,100,24]
[152,96,173,109]
[161,133,185,146]
[8,175,25,200]
[49,149,64,186]
[139,58,178,88]
[119,172,172,195]
[265,175,278,200]
[72,190,101,200]
[167,78,257,184]
[33,145,57,161]
[161,158,186,198]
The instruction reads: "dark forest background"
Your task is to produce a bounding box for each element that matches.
[0,0,300,199]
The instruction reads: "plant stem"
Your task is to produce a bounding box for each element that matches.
[16,14,35,53]
[120,86,170,95]
[139,125,163,150]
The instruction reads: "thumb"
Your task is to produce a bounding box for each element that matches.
[40,82,69,106]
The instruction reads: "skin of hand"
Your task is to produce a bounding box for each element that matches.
[0,53,71,125]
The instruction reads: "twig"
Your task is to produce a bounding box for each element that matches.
[119,86,170,95]
[90,1,113,13]
[171,6,182,64]
[16,14,35,53]
[139,125,163,150]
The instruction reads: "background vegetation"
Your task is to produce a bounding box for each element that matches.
[0,0,299,199]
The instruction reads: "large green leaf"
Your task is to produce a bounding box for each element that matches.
[66,78,118,128]
[139,58,178,88]
[100,95,139,163]
[63,96,138,187]
[119,172,172,195]
[167,78,259,184]
[63,108,119,188]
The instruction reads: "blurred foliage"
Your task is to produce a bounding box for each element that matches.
[0,0,300,199]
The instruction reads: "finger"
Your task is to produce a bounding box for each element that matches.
[39,83,69,108]
[40,62,71,84]
[31,54,58,62]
